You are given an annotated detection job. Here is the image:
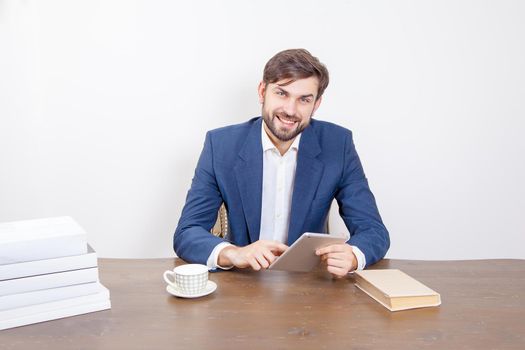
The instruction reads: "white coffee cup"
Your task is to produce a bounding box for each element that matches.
[163,264,209,295]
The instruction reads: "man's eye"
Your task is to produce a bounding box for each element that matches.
[301,98,312,103]
[276,91,285,96]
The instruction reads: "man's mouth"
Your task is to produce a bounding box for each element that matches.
[275,115,299,128]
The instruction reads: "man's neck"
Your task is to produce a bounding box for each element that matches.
[262,123,295,156]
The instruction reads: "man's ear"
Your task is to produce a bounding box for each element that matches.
[313,96,323,114]
[257,81,266,104]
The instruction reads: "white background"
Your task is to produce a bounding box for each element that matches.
[1,0,524,260]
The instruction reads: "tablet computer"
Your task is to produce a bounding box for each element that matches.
[268,232,349,272]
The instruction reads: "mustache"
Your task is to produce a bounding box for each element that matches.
[274,112,300,123]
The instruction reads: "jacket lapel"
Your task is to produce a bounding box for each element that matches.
[287,125,324,245]
[234,119,263,244]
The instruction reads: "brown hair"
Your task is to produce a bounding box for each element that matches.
[263,49,329,100]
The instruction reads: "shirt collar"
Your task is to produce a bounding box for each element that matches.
[261,120,301,153]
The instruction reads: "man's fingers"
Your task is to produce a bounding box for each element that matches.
[267,241,288,253]
[262,250,277,265]
[316,244,351,256]
[327,265,347,278]
[315,244,343,255]
[323,252,348,261]
[254,253,270,269]
[326,257,351,270]
[235,240,289,270]
[249,257,261,271]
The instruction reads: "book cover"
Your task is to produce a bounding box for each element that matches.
[0,284,110,320]
[354,269,441,311]
[0,267,99,297]
[0,216,87,264]
[0,281,103,311]
[0,285,111,330]
[0,245,97,281]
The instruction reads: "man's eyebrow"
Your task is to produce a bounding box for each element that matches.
[273,86,315,99]
[300,94,314,99]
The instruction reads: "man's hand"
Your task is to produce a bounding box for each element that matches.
[316,244,358,278]
[218,240,288,270]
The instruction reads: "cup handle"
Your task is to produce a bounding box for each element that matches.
[163,270,176,286]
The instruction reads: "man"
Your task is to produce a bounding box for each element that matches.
[174,49,389,277]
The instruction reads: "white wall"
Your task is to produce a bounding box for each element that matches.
[1,0,524,260]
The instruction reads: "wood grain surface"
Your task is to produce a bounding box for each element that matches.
[2,258,524,349]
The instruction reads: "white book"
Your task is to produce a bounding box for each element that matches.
[0,281,103,311]
[0,284,110,320]
[0,267,99,297]
[0,300,111,331]
[0,288,111,330]
[0,216,88,264]
[0,244,97,281]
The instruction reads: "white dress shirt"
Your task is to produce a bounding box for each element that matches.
[259,124,301,243]
[207,122,366,271]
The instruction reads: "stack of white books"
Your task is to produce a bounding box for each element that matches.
[0,216,111,331]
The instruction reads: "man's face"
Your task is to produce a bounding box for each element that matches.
[258,76,322,143]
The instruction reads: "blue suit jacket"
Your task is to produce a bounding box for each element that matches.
[174,117,389,267]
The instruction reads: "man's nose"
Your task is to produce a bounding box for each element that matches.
[283,98,298,116]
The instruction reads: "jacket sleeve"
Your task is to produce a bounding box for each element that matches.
[173,132,226,264]
[335,131,390,267]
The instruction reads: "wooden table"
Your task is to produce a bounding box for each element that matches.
[2,259,525,349]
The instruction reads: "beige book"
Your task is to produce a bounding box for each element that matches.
[354,269,441,311]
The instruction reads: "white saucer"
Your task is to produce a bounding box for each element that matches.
[166,280,217,298]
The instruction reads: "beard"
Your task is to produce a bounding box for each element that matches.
[262,108,311,142]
